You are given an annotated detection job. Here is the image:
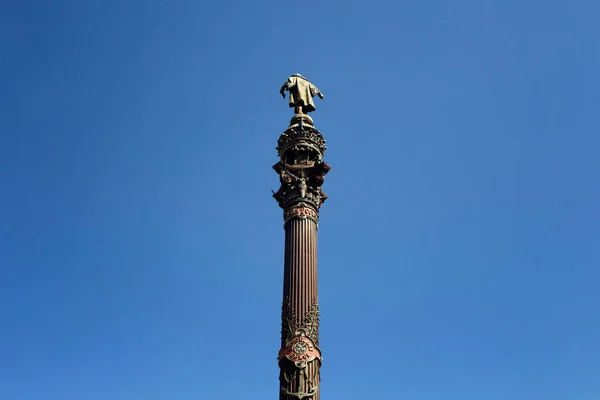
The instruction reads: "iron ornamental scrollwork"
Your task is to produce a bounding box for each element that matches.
[277,123,327,160]
[279,299,321,399]
[273,122,330,213]
[281,298,320,345]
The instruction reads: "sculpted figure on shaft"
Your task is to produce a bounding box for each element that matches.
[280,74,324,114]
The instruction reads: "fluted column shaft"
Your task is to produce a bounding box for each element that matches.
[282,217,319,337]
[274,118,329,400]
[280,215,320,400]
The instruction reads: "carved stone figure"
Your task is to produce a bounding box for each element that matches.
[280,74,324,114]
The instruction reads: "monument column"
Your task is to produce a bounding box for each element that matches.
[274,74,329,400]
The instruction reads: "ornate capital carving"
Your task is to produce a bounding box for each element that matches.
[277,123,326,161]
[273,119,330,215]
[272,162,330,211]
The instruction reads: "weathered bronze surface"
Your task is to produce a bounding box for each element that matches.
[280,74,324,114]
[274,79,330,399]
[272,123,330,212]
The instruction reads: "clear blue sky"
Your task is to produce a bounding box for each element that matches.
[1,1,599,399]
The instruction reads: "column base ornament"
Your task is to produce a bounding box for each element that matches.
[279,331,321,400]
[279,299,321,399]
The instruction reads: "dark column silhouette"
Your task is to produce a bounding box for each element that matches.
[273,106,330,400]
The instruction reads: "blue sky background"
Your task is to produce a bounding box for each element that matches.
[1,1,599,399]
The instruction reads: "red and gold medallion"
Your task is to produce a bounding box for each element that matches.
[279,333,321,364]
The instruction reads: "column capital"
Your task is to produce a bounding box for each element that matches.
[273,117,330,212]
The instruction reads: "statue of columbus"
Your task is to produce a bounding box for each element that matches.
[280,74,324,115]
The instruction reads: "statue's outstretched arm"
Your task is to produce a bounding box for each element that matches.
[280,83,288,98]
[311,85,324,100]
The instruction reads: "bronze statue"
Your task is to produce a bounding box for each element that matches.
[280,74,324,114]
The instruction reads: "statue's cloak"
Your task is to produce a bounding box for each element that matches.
[286,76,318,113]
